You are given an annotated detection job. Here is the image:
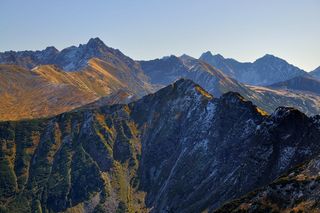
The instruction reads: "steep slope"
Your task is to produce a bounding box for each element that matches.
[216,149,320,212]
[310,66,320,79]
[0,64,98,121]
[200,51,307,85]
[1,79,320,213]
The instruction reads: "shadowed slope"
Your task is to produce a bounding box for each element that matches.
[1,79,320,212]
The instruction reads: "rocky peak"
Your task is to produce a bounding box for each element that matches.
[86,37,106,47]
[200,51,224,62]
[270,106,309,124]
[218,91,267,118]
[144,78,211,101]
[254,54,290,66]
[179,54,195,62]
[44,46,59,53]
[200,51,213,58]
[220,91,244,103]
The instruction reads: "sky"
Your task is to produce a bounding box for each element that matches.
[1,0,319,71]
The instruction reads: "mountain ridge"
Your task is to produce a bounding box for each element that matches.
[199,51,307,85]
[1,79,320,212]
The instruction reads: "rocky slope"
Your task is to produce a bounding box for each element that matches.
[0,64,98,121]
[200,51,307,85]
[216,150,320,212]
[1,79,320,213]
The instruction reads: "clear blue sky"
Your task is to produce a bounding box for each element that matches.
[1,0,319,71]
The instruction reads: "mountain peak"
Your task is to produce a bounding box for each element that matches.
[256,54,283,62]
[200,51,225,61]
[179,54,194,60]
[312,66,320,73]
[220,91,245,103]
[270,106,309,124]
[169,78,212,99]
[264,53,276,58]
[201,51,213,57]
[172,78,197,89]
[86,37,106,48]
[44,46,59,53]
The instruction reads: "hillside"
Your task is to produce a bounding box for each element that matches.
[1,79,320,212]
[0,64,98,121]
[216,151,320,212]
[0,59,154,121]
[0,38,156,121]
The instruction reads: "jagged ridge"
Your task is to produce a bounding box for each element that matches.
[1,79,320,212]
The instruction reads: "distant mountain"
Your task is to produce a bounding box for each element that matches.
[0,39,156,121]
[269,75,320,95]
[0,46,59,69]
[0,37,146,73]
[140,55,320,115]
[199,51,307,85]
[2,79,320,212]
[140,54,250,97]
[0,38,319,120]
[310,66,320,79]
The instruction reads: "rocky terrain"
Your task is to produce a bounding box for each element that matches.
[1,79,320,212]
[216,153,320,212]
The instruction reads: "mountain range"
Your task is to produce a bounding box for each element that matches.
[1,38,320,122]
[140,54,320,116]
[1,37,320,212]
[199,51,308,86]
[0,39,156,121]
[2,79,320,212]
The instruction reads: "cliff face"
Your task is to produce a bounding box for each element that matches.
[1,79,320,213]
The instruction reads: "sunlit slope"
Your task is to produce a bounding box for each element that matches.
[0,60,154,121]
[0,65,98,121]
